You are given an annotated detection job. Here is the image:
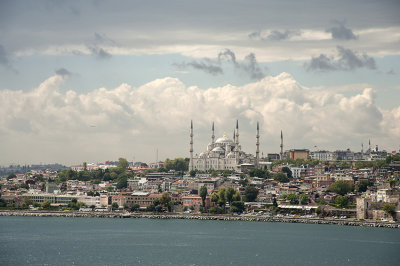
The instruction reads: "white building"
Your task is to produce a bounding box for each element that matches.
[310,150,334,161]
[189,121,259,172]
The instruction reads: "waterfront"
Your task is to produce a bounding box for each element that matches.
[1,216,399,266]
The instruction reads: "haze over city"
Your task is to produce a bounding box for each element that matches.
[0,0,399,166]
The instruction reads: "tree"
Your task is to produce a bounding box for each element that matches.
[23,197,34,207]
[382,204,396,219]
[116,176,128,189]
[118,158,129,170]
[244,186,258,202]
[356,180,372,193]
[164,158,189,172]
[211,192,219,206]
[214,188,226,208]
[131,204,140,212]
[111,202,119,210]
[232,191,241,202]
[328,180,354,196]
[83,162,87,171]
[282,167,293,178]
[249,169,270,179]
[286,193,299,204]
[335,195,349,208]
[273,173,289,183]
[160,193,171,211]
[239,178,248,186]
[189,170,196,177]
[230,201,245,213]
[41,200,52,209]
[225,187,235,204]
[6,173,16,180]
[199,186,208,207]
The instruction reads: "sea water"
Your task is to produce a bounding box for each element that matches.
[0,216,399,266]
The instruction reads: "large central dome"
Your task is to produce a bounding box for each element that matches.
[215,133,233,144]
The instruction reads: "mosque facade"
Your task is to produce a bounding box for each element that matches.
[189,120,260,172]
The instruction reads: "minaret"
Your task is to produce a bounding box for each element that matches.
[211,122,215,144]
[256,122,260,168]
[361,143,364,154]
[235,120,240,165]
[280,130,283,160]
[189,120,194,171]
[368,139,371,152]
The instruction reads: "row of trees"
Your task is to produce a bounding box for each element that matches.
[56,158,132,189]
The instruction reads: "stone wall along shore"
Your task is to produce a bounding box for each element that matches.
[0,211,399,229]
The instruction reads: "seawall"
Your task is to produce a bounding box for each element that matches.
[0,210,399,229]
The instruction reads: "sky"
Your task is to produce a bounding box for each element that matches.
[0,0,399,166]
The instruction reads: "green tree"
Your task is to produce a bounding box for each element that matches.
[285,193,299,204]
[217,188,226,207]
[335,195,349,208]
[273,173,289,183]
[211,192,219,205]
[249,169,270,179]
[230,201,245,213]
[131,204,140,212]
[328,180,354,196]
[116,176,128,189]
[239,178,248,186]
[232,191,241,202]
[23,197,34,207]
[225,187,236,204]
[356,180,372,193]
[41,200,52,209]
[6,173,16,180]
[189,170,196,177]
[244,186,259,202]
[282,167,293,178]
[199,185,208,207]
[83,162,87,171]
[160,193,171,211]
[118,158,129,170]
[382,204,396,219]
[111,202,119,210]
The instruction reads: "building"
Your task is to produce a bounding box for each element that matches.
[189,121,259,172]
[285,149,310,160]
[310,150,334,161]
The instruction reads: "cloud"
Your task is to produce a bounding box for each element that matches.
[305,46,376,72]
[326,22,358,40]
[85,32,116,59]
[0,72,398,164]
[174,49,265,79]
[55,68,71,77]
[387,69,395,75]
[88,46,112,59]
[0,44,10,66]
[94,32,117,46]
[242,53,265,79]
[248,30,298,41]
[173,60,223,76]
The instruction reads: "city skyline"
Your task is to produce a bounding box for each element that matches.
[0,0,399,165]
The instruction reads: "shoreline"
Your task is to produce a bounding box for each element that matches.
[1,210,399,228]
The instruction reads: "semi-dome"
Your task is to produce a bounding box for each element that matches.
[212,146,225,152]
[227,152,235,158]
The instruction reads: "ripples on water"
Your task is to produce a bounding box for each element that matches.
[0,216,399,266]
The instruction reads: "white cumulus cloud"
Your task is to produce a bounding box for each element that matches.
[0,73,398,165]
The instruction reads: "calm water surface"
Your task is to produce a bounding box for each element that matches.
[0,216,399,266]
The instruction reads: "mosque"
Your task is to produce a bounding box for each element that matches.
[189,120,260,172]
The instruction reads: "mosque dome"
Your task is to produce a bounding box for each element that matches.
[215,133,233,144]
